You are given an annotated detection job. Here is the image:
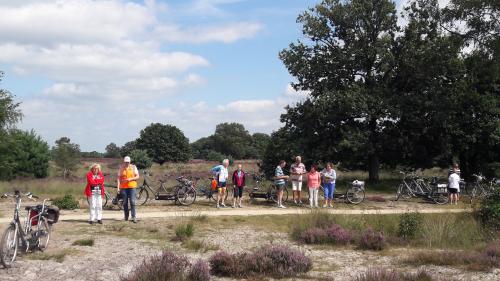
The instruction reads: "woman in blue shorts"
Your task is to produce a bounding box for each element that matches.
[321,162,336,208]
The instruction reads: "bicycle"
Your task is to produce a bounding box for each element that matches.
[0,191,59,268]
[316,180,366,204]
[195,177,226,201]
[469,174,498,204]
[395,171,448,204]
[86,183,123,209]
[248,173,289,203]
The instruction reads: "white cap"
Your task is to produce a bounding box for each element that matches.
[123,156,131,163]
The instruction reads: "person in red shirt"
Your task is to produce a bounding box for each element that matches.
[85,163,105,225]
[231,164,246,208]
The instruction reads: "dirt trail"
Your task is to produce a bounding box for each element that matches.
[0,206,471,224]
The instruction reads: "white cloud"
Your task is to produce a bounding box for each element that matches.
[155,22,263,44]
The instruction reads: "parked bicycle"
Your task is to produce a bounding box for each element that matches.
[316,180,366,204]
[86,183,123,209]
[135,173,196,206]
[248,173,288,203]
[395,171,448,204]
[469,174,499,204]
[1,191,59,268]
[195,177,225,201]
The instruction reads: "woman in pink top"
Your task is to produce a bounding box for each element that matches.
[307,165,321,208]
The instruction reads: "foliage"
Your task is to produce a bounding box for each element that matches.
[121,251,192,281]
[299,224,352,245]
[105,142,121,158]
[128,149,153,170]
[358,228,386,251]
[191,123,270,160]
[136,123,191,164]
[0,71,22,130]
[398,212,422,239]
[80,151,104,158]
[478,187,500,230]
[0,129,50,180]
[52,137,81,179]
[188,259,211,281]
[53,194,79,210]
[209,245,312,278]
[72,238,94,246]
[120,140,137,157]
[175,222,194,241]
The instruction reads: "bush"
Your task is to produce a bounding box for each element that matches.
[129,149,153,170]
[398,212,422,239]
[175,223,194,241]
[359,228,386,251]
[72,238,94,246]
[407,248,500,272]
[121,251,190,281]
[53,194,79,210]
[299,224,352,245]
[209,245,312,278]
[478,187,500,230]
[188,259,211,281]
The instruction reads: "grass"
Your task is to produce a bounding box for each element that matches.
[175,223,194,241]
[27,248,79,263]
[72,238,94,246]
[182,239,219,252]
[405,248,500,271]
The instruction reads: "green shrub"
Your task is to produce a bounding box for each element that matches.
[129,149,153,170]
[478,187,500,230]
[398,212,422,239]
[72,238,94,246]
[53,194,79,210]
[175,223,194,241]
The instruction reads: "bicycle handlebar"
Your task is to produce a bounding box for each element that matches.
[2,192,38,201]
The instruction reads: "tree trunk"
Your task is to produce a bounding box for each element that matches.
[368,153,380,182]
[368,118,380,183]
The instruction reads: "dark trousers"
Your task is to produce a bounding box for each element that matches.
[121,188,136,219]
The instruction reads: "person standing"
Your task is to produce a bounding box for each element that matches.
[85,163,105,225]
[321,162,337,208]
[275,160,289,208]
[290,156,306,205]
[307,165,321,208]
[448,164,461,205]
[212,159,230,208]
[117,156,139,223]
[231,164,246,208]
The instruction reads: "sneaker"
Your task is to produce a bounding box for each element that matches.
[279,204,286,209]
[97,220,102,225]
[323,204,327,208]
[298,201,304,205]
[221,203,226,208]
[89,221,94,225]
[238,204,242,208]
[294,200,298,205]
[132,218,137,223]
[328,203,333,208]
[124,218,128,221]
[216,203,220,209]
[232,204,235,208]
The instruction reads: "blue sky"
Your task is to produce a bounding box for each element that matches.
[0,0,409,151]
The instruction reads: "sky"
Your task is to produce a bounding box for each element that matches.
[0,0,415,152]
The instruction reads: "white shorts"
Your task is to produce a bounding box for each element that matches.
[292,181,302,191]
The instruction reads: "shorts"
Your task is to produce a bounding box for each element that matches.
[218,181,227,188]
[233,186,243,198]
[448,188,458,194]
[275,183,285,191]
[292,180,302,191]
[323,182,335,199]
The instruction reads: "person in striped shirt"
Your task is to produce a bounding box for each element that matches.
[275,160,289,208]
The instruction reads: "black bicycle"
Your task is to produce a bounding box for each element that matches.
[248,173,289,203]
[1,191,59,268]
[86,183,123,209]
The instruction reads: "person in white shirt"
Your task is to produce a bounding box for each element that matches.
[448,164,461,205]
[290,156,306,205]
[214,159,230,208]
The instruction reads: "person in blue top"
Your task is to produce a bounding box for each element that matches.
[211,159,230,208]
[320,162,337,208]
[274,160,289,208]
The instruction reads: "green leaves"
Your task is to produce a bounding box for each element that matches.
[136,123,190,164]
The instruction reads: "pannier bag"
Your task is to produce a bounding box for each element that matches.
[46,206,60,224]
[29,209,39,226]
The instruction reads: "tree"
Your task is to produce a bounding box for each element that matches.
[136,123,191,164]
[120,140,137,157]
[52,137,81,179]
[211,123,253,159]
[129,149,153,170]
[279,0,399,181]
[8,130,50,178]
[0,71,22,130]
[250,133,271,159]
[105,142,121,158]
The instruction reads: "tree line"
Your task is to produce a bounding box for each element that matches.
[262,0,499,181]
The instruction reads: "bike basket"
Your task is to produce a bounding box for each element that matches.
[46,206,60,224]
[29,209,39,226]
[436,184,448,193]
[352,180,365,190]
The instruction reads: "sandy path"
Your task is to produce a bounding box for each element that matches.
[0,207,471,224]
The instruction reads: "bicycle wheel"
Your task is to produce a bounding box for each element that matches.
[36,218,51,251]
[211,187,229,201]
[87,193,109,208]
[136,187,149,206]
[346,187,365,204]
[431,191,449,205]
[318,185,325,199]
[0,225,18,268]
[270,186,288,203]
[396,184,412,200]
[177,187,196,206]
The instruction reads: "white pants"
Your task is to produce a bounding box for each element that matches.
[292,181,303,191]
[309,188,318,207]
[89,190,103,221]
